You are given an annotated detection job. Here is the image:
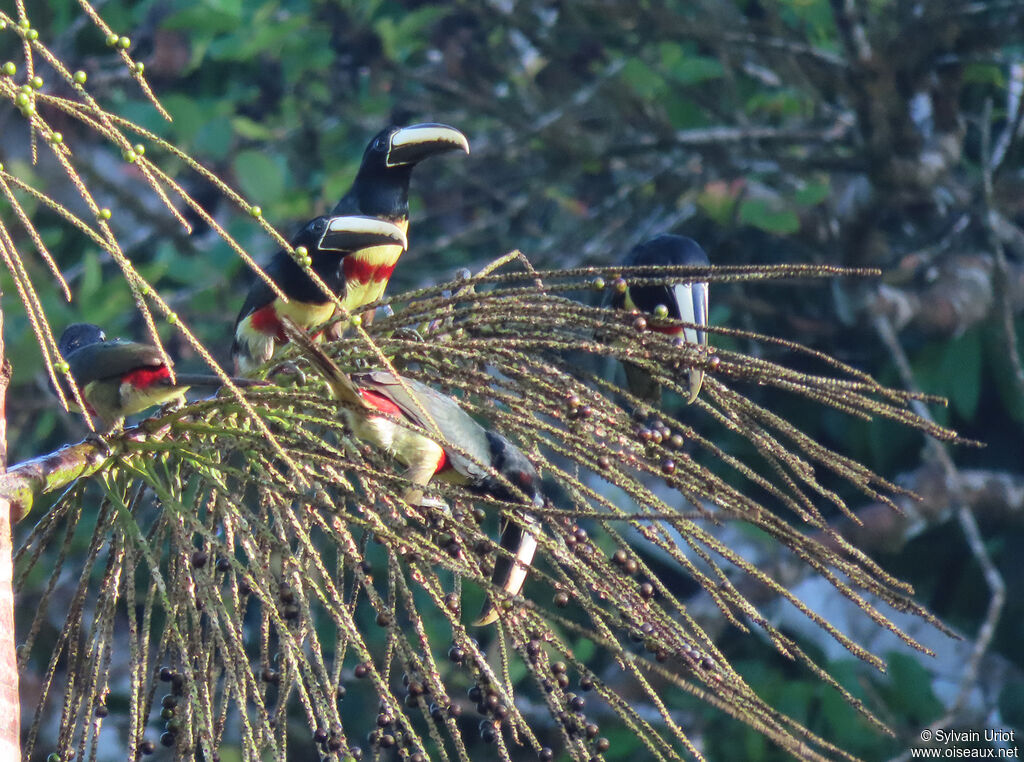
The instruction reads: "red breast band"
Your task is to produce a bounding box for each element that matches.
[249,304,287,341]
[121,365,171,390]
[343,257,398,285]
[649,324,684,336]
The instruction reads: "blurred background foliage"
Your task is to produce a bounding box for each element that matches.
[3,0,1024,759]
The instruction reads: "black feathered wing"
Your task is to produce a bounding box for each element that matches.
[65,339,164,385]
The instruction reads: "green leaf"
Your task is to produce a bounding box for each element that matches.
[161,94,207,144]
[201,0,242,17]
[573,637,596,663]
[196,115,235,160]
[163,5,242,35]
[231,116,276,141]
[79,251,102,300]
[986,319,1024,423]
[697,180,741,226]
[232,150,286,205]
[913,328,982,421]
[883,651,942,722]
[940,329,982,420]
[964,63,1005,87]
[662,51,724,85]
[794,180,830,206]
[375,6,447,63]
[620,58,666,99]
[738,198,800,234]
[1001,680,1024,727]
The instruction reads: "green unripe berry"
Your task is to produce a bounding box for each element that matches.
[3,62,17,77]
[591,276,606,290]
[134,144,145,155]
[55,361,70,374]
[26,29,38,41]
[47,753,60,762]
[249,206,262,218]
[0,20,6,31]
[30,75,43,89]
[294,245,308,263]
[123,149,137,163]
[134,62,145,74]
[653,304,669,319]
[19,84,32,94]
[50,132,63,144]
[118,36,130,49]
[18,18,30,29]
[20,103,35,117]
[350,314,362,327]
[98,208,111,220]
[105,33,118,47]
[73,70,87,85]
[14,92,29,107]
[168,313,178,325]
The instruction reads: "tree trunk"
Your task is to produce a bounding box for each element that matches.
[0,295,20,759]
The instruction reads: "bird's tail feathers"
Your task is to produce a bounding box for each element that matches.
[473,501,543,626]
[279,318,367,409]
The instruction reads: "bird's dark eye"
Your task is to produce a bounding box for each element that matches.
[373,136,387,151]
[312,219,326,232]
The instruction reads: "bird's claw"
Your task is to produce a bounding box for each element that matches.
[269,360,306,386]
[392,327,425,343]
[85,431,115,458]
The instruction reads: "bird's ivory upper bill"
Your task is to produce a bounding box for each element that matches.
[318,215,408,252]
[674,280,709,403]
[386,123,470,167]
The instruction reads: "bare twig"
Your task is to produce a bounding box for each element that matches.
[873,313,1005,736]
[982,98,1024,403]
[0,303,19,761]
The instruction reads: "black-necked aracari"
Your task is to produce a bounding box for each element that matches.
[330,123,469,321]
[611,235,710,405]
[284,321,541,627]
[57,323,265,429]
[231,215,408,375]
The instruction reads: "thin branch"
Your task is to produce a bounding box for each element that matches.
[873,314,1005,735]
[0,306,18,760]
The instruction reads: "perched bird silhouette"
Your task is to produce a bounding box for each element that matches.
[329,123,469,323]
[612,234,709,406]
[284,320,542,626]
[57,323,264,430]
[231,215,407,375]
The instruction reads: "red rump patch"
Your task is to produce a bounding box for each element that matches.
[433,449,450,473]
[357,387,449,474]
[358,388,404,416]
[122,365,171,389]
[249,304,287,341]
[343,257,398,285]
